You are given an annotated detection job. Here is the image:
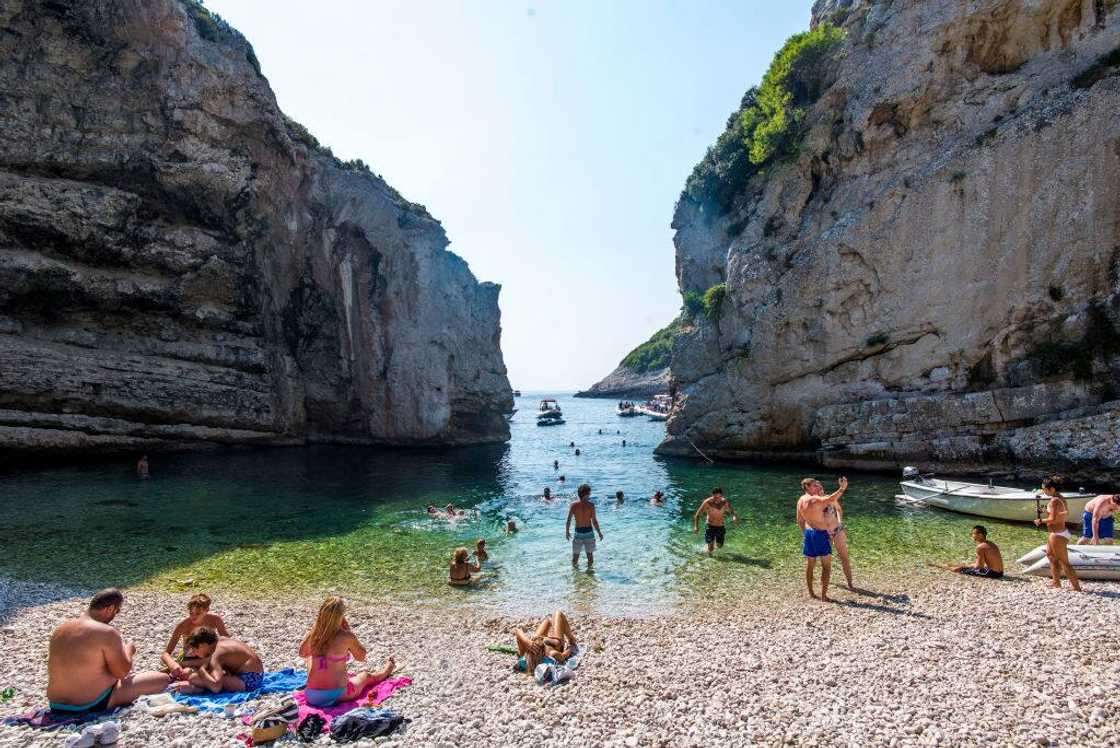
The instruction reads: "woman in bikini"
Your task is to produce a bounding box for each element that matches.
[449,547,480,586]
[511,610,577,675]
[299,597,395,707]
[1033,475,1081,591]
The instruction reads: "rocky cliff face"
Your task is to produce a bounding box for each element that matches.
[575,365,670,400]
[660,0,1120,483]
[0,0,512,455]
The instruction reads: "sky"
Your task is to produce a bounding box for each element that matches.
[205,0,813,390]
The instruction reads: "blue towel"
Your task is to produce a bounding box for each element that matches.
[170,669,306,713]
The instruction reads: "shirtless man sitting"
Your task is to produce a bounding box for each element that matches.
[46,588,170,714]
[565,484,604,569]
[693,487,738,555]
[171,627,264,694]
[796,477,847,601]
[160,593,230,678]
[1078,493,1120,545]
[950,525,1004,578]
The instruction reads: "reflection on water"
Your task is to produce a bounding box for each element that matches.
[0,393,1054,615]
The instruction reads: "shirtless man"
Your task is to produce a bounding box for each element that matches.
[136,455,149,480]
[565,484,604,569]
[161,593,230,677]
[172,627,264,694]
[1078,493,1120,545]
[693,488,738,555]
[796,477,848,601]
[806,477,855,590]
[950,525,1004,578]
[541,487,553,502]
[46,589,170,714]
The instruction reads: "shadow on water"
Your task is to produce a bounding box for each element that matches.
[711,553,772,568]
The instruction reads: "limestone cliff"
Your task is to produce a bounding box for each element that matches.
[660,0,1120,483]
[0,0,513,455]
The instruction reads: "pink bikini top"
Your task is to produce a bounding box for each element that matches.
[312,653,350,671]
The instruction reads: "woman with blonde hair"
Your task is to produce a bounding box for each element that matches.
[449,547,480,586]
[299,596,395,707]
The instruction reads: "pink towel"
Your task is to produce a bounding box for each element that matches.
[291,677,411,729]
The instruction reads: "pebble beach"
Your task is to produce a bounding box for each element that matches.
[2,571,1118,748]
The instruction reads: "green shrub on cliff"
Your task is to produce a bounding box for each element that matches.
[621,316,686,374]
[702,282,727,320]
[682,23,845,216]
[681,290,704,318]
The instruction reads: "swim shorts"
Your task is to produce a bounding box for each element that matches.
[239,671,264,691]
[704,525,726,546]
[802,528,832,558]
[572,529,596,554]
[49,685,115,715]
[959,567,1004,579]
[1082,511,1115,539]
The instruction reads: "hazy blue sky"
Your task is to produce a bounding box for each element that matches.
[206,1,812,390]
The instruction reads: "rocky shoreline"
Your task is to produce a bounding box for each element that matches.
[2,572,1117,747]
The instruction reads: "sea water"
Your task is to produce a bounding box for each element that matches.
[0,393,1052,615]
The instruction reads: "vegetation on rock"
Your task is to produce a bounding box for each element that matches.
[702,283,727,320]
[620,316,686,374]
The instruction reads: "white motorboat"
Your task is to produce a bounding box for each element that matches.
[645,409,669,421]
[1017,543,1117,565]
[536,417,565,427]
[641,394,672,421]
[617,403,640,417]
[1021,548,1120,581]
[537,399,562,417]
[898,467,1093,524]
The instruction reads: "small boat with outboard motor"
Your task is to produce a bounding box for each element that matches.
[898,467,1093,523]
[536,399,565,426]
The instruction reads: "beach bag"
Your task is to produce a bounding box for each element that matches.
[250,697,298,744]
[533,662,573,687]
[329,707,408,742]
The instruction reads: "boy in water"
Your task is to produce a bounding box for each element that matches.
[796,477,847,601]
[566,484,604,569]
[161,594,229,678]
[475,538,489,566]
[950,525,1004,578]
[693,487,738,555]
[171,627,263,694]
[541,487,552,501]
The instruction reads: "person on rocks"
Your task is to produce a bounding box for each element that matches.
[512,610,577,675]
[47,589,171,714]
[949,525,1004,578]
[449,547,481,586]
[651,490,665,506]
[299,596,395,707]
[170,627,263,694]
[796,477,848,601]
[136,454,149,480]
[693,487,738,555]
[161,593,230,677]
[1034,475,1081,591]
[566,484,604,569]
[1077,493,1120,545]
[806,477,855,590]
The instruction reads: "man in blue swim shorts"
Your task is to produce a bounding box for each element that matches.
[796,476,848,601]
[1078,494,1119,545]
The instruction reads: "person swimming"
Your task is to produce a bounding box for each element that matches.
[541,487,552,501]
[651,490,665,505]
[506,520,518,534]
[575,448,581,457]
[615,490,624,505]
[449,547,480,586]
[553,460,559,470]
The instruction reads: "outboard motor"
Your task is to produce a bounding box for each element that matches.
[902,466,921,482]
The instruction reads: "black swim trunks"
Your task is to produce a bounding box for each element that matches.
[959,567,1003,579]
[704,525,726,546]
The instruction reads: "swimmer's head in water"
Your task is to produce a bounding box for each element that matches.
[506,520,518,532]
[543,487,551,498]
[578,484,591,499]
[476,538,486,549]
[615,491,624,500]
[559,475,566,482]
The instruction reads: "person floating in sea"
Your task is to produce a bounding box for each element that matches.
[426,505,439,515]
[558,475,566,483]
[474,538,489,566]
[693,487,738,555]
[136,454,149,480]
[171,627,263,694]
[622,439,626,447]
[805,477,855,590]
[1034,475,1080,591]
[47,588,170,714]
[566,483,603,569]
[569,441,575,448]
[598,429,602,435]
[161,593,229,677]
[651,490,665,506]
[1078,493,1119,545]
[553,460,559,470]
[796,476,848,601]
[541,486,552,501]
[299,596,395,707]
[947,525,1004,578]
[575,448,581,457]
[448,547,481,586]
[615,490,624,505]
[506,519,518,534]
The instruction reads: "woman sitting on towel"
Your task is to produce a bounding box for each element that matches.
[449,547,481,586]
[299,596,395,707]
[512,610,577,675]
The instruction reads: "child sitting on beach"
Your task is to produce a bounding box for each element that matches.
[161,594,229,678]
[449,547,481,586]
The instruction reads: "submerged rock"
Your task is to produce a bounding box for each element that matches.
[0,0,512,455]
[661,0,1120,482]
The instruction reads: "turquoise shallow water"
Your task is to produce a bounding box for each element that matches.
[0,393,1054,615]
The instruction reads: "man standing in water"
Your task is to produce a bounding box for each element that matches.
[693,487,738,555]
[566,484,604,569]
[796,477,848,601]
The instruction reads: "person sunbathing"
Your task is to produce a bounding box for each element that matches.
[171,627,263,694]
[299,596,395,707]
[449,547,481,586]
[47,588,170,714]
[512,610,577,675]
[161,593,229,678]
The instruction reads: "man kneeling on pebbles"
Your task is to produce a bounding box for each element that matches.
[170,628,264,694]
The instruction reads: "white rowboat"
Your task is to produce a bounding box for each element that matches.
[899,474,1093,524]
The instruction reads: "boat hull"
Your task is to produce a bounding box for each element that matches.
[1017,544,1117,565]
[536,419,565,427]
[900,480,1092,523]
[1023,550,1120,580]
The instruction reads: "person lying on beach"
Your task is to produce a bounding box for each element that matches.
[693,487,738,555]
[1078,493,1120,545]
[1034,475,1081,591]
[541,487,552,501]
[512,610,577,675]
[161,593,229,677]
[651,491,665,505]
[566,484,604,569]
[47,588,170,714]
[796,477,847,601]
[474,538,489,565]
[171,628,263,694]
[449,547,481,586]
[299,596,395,707]
[805,477,855,590]
[949,525,1004,578]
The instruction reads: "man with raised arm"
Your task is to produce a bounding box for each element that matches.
[693,487,739,555]
[47,588,171,714]
[566,483,604,569]
[796,477,848,602]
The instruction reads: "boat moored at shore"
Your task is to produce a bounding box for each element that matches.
[899,467,1093,524]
